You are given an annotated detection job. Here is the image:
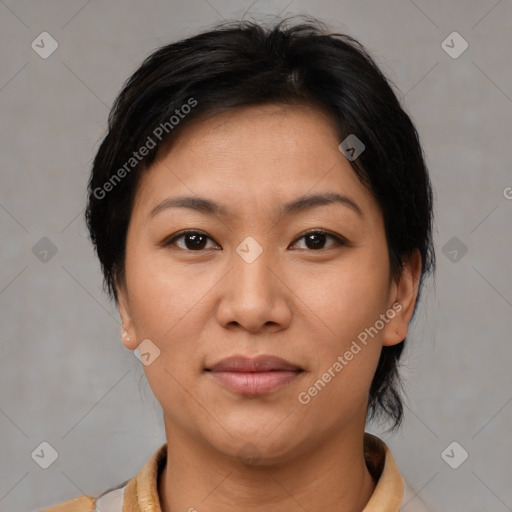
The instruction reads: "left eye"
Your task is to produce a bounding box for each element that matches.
[290,230,346,250]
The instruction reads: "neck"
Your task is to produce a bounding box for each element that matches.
[158,421,376,512]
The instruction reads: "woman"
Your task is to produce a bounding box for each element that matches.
[42,15,435,512]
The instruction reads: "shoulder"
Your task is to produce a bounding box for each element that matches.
[38,495,96,512]
[363,433,433,512]
[38,482,127,512]
[36,442,166,512]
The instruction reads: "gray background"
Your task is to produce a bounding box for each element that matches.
[1,1,511,511]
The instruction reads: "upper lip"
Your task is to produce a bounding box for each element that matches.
[207,355,303,372]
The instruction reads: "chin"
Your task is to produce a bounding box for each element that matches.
[201,423,307,467]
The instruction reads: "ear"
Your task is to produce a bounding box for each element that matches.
[382,249,422,347]
[117,283,139,351]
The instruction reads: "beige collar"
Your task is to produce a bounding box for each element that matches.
[122,432,405,512]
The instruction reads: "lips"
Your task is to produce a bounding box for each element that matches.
[206,355,304,396]
[206,355,303,373]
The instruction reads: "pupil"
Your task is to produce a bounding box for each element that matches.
[306,233,325,249]
[187,233,206,250]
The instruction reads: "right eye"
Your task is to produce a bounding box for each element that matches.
[162,230,221,251]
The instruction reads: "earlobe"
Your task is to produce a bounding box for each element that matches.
[121,327,136,350]
[117,286,138,350]
[382,250,422,347]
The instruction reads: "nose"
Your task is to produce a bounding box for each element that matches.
[215,244,292,333]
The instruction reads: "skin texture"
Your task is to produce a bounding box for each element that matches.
[117,103,421,512]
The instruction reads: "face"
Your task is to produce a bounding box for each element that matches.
[118,103,419,463]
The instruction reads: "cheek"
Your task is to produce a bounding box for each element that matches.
[292,253,390,401]
[125,238,210,338]
[293,284,386,429]
[301,253,391,346]
[125,252,212,426]
[122,244,207,395]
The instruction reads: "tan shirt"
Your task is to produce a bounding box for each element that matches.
[39,433,431,511]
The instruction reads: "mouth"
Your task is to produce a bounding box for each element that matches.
[205,355,305,396]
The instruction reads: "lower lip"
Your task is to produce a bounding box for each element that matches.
[208,370,303,396]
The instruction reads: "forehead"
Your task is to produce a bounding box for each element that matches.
[132,103,380,223]
[165,102,341,165]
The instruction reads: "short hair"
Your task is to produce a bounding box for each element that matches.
[85,15,435,430]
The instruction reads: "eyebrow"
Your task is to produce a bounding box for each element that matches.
[148,192,363,219]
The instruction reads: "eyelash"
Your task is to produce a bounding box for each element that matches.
[161,229,349,252]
